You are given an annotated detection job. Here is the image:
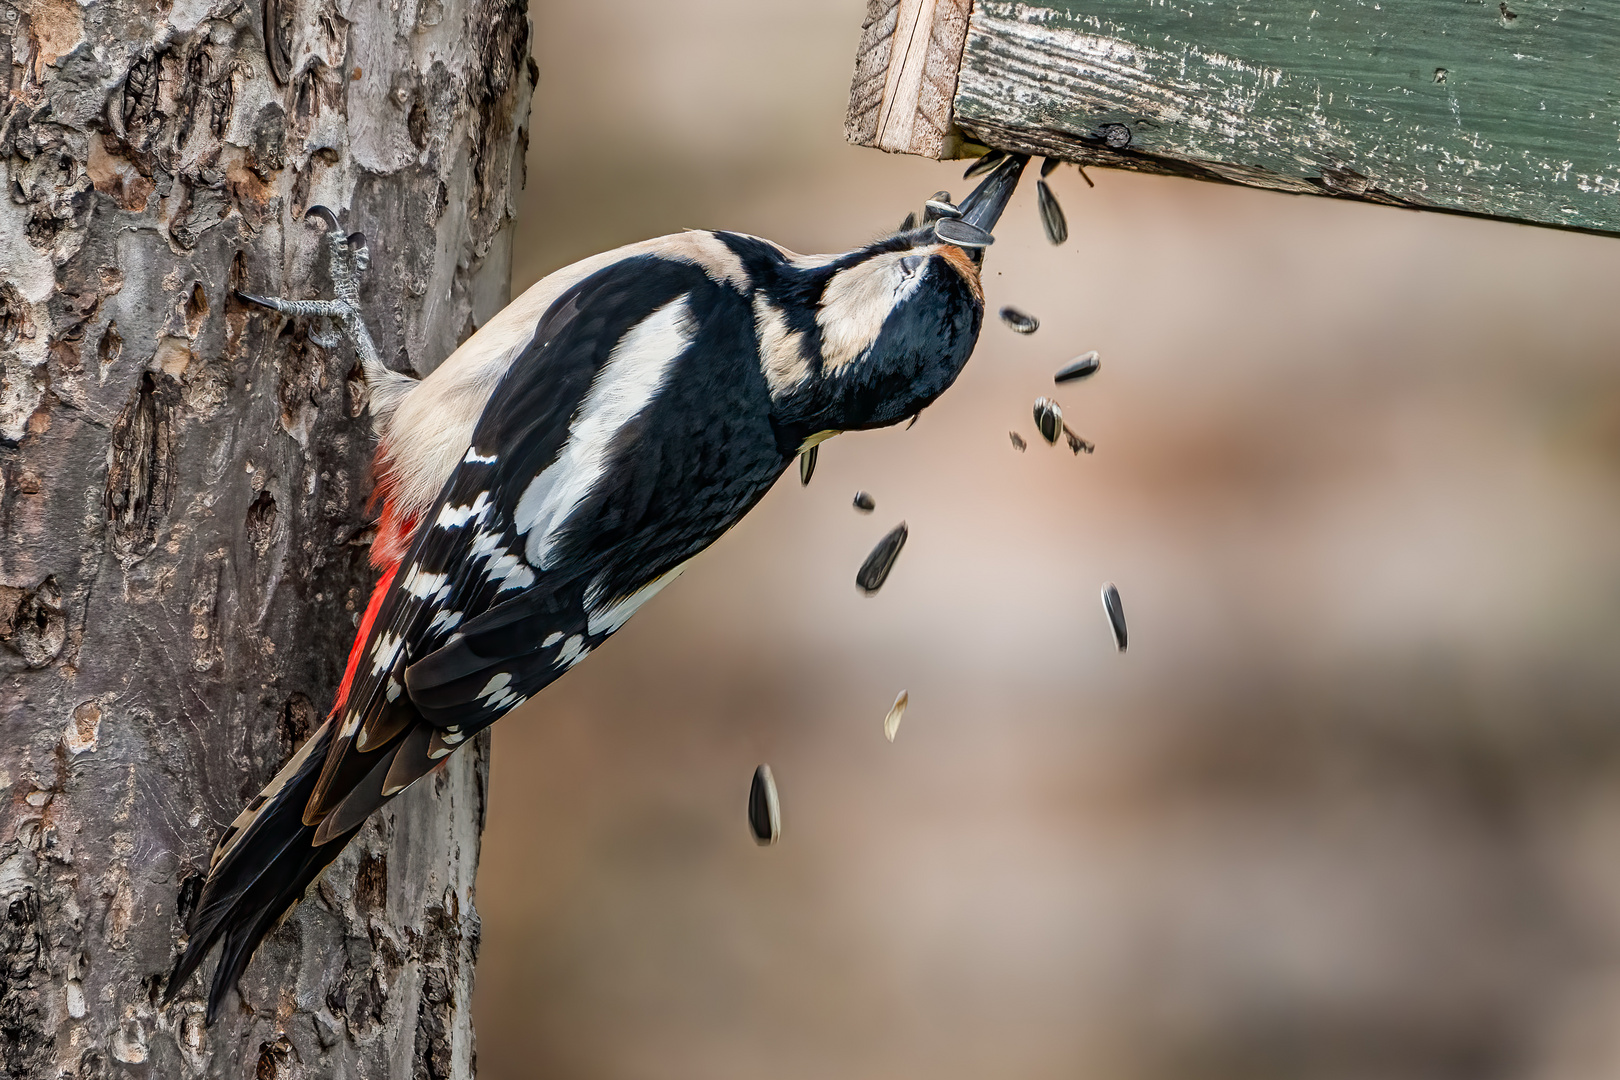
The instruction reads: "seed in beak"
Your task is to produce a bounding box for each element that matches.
[749,764,780,845]
[799,445,817,486]
[1054,351,1100,384]
[899,211,918,232]
[1033,398,1063,444]
[935,218,994,248]
[924,192,961,220]
[999,306,1039,334]
[1101,583,1127,652]
[853,491,876,513]
[962,148,1007,179]
[1036,180,1068,245]
[1009,431,1027,452]
[857,522,908,594]
[884,690,909,743]
[1040,156,1061,177]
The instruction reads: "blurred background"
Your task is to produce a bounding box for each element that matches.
[471,2,1620,1077]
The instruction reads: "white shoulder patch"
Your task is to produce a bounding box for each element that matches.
[515,294,696,569]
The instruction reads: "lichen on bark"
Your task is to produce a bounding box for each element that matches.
[0,0,534,1073]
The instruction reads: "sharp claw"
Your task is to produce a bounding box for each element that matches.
[305,205,341,232]
[235,290,283,311]
[347,232,370,271]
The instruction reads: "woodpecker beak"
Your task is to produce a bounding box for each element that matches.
[955,152,1029,235]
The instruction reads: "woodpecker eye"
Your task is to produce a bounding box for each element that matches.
[899,254,925,276]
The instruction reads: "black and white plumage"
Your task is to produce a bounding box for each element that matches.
[166,155,1030,1020]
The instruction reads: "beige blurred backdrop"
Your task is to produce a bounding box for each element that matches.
[471,3,1620,1078]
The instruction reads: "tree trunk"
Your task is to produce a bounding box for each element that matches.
[0,0,533,1072]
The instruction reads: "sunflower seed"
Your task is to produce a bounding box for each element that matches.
[963,149,1006,179]
[749,764,780,845]
[1054,351,1100,384]
[884,690,909,743]
[999,306,1039,334]
[899,210,918,231]
[935,218,994,248]
[1033,398,1063,444]
[924,191,961,220]
[1009,431,1027,452]
[799,445,817,486]
[1036,180,1068,245]
[853,491,876,513]
[857,522,908,594]
[1040,156,1061,178]
[1101,583,1127,652]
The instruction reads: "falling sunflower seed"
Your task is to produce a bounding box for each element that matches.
[857,522,908,595]
[1040,156,1061,178]
[1054,351,1100,384]
[1033,398,1063,444]
[963,148,1006,179]
[999,306,1039,334]
[1036,180,1068,245]
[884,690,909,743]
[853,491,876,513]
[1009,431,1027,452]
[799,445,817,486]
[749,764,780,845]
[1101,583,1127,652]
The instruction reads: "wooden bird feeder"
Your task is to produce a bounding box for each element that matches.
[847,0,1620,236]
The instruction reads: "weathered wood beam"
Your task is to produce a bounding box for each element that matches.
[847,0,1620,237]
[846,0,973,158]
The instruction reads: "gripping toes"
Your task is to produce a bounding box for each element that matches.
[238,205,382,363]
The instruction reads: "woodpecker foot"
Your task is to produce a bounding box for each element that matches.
[238,206,383,370]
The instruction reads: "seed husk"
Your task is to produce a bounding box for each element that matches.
[1009,431,1027,452]
[857,522,908,594]
[1101,583,1127,652]
[749,764,780,845]
[935,218,994,248]
[799,445,817,486]
[884,690,909,743]
[963,148,1006,179]
[1063,426,1095,455]
[1036,180,1068,245]
[999,306,1039,334]
[1040,156,1061,178]
[853,491,876,513]
[1054,351,1100,384]
[1033,398,1063,444]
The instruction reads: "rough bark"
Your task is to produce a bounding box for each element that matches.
[0,0,534,1073]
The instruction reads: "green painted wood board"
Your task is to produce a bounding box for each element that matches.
[946,1,1620,235]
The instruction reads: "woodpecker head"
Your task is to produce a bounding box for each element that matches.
[733,153,1029,446]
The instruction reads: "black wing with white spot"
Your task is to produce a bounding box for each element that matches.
[307,250,787,825]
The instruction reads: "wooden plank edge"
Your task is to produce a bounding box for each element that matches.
[956,116,1620,242]
[845,0,972,159]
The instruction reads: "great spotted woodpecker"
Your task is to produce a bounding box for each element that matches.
[167,153,1030,1020]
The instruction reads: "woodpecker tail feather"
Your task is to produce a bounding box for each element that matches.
[164,719,363,1022]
